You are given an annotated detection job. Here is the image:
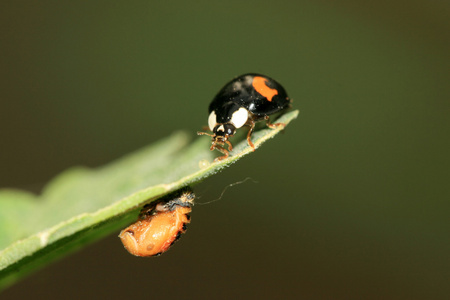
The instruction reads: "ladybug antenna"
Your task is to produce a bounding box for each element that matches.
[197,131,214,138]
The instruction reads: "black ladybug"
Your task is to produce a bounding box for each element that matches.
[198,73,291,160]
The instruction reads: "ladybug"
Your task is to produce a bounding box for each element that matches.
[198,73,291,160]
[119,188,194,257]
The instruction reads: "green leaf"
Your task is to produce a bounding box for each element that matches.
[0,110,298,289]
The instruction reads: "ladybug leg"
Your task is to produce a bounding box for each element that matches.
[212,144,229,161]
[246,120,256,151]
[225,140,233,151]
[264,115,286,129]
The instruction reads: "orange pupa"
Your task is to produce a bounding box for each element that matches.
[119,188,194,257]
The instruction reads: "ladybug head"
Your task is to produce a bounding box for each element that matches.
[197,122,236,160]
[198,105,250,160]
[210,123,235,151]
[212,123,235,141]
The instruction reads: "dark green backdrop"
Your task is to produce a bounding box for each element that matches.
[1,1,449,299]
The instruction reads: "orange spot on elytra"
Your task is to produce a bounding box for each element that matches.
[252,76,278,101]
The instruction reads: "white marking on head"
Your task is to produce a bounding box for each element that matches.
[208,111,217,131]
[217,125,225,132]
[230,107,249,128]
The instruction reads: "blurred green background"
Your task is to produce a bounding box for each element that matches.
[1,1,449,299]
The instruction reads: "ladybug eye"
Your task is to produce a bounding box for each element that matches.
[208,111,217,131]
[225,124,235,135]
[230,107,248,129]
